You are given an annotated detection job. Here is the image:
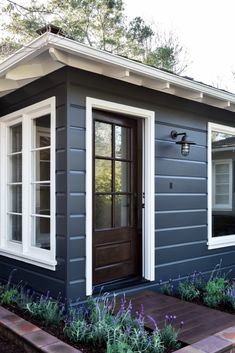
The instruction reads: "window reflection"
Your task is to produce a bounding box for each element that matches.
[95,122,112,157]
[212,129,235,237]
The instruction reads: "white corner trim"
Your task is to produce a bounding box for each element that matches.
[85,97,155,296]
[208,122,235,249]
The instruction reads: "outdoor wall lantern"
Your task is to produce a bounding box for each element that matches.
[171,130,196,156]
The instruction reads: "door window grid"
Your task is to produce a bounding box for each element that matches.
[94,120,133,229]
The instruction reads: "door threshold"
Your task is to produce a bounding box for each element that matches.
[93,276,149,295]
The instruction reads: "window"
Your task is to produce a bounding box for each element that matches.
[0,97,56,269]
[208,122,235,249]
[212,160,232,210]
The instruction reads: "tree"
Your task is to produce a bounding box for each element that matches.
[0,0,188,74]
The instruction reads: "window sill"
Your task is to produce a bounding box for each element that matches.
[207,238,235,250]
[0,248,57,270]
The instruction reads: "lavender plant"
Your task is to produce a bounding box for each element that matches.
[159,279,174,296]
[26,291,65,326]
[64,293,180,353]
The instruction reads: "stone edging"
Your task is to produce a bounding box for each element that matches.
[175,326,235,353]
[0,306,82,353]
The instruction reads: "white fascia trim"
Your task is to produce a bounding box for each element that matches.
[86,97,155,296]
[1,33,235,105]
[208,122,235,249]
[47,34,235,102]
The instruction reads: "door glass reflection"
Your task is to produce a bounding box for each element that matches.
[96,195,112,229]
[115,195,130,227]
[95,122,112,157]
[115,126,131,159]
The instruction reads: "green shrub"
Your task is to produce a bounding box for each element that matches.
[204,278,227,308]
[26,293,64,326]
[178,281,200,302]
[64,294,179,353]
[0,288,18,305]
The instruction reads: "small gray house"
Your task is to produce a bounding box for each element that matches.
[0,30,235,302]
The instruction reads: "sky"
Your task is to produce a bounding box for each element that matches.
[124,0,235,93]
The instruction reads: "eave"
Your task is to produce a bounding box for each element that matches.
[0,32,235,112]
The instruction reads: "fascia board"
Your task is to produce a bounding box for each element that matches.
[1,32,235,106]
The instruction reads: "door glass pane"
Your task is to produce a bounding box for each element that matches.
[95,159,112,192]
[95,121,112,157]
[115,195,130,227]
[34,184,50,215]
[115,161,131,192]
[33,149,50,181]
[95,195,112,229]
[34,115,51,148]
[11,124,22,153]
[32,216,50,250]
[9,154,22,182]
[9,185,22,213]
[9,214,22,242]
[115,126,131,159]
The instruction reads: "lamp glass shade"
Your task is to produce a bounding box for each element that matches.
[181,143,190,156]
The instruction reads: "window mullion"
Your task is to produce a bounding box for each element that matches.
[22,115,30,253]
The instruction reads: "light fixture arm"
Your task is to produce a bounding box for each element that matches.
[171,130,187,139]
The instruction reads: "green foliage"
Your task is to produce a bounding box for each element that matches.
[160,324,180,351]
[160,279,174,296]
[0,288,18,305]
[178,281,200,302]
[204,278,227,308]
[64,293,178,353]
[0,0,188,73]
[26,293,64,326]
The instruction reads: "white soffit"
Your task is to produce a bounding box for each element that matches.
[0,32,235,112]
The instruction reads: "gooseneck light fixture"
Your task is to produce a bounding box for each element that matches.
[171,130,196,156]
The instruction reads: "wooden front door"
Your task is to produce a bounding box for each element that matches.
[93,110,141,285]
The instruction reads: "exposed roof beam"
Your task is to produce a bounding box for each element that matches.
[5,63,44,80]
[201,96,231,109]
[103,67,130,79]
[143,79,170,91]
[0,79,19,92]
[49,47,103,74]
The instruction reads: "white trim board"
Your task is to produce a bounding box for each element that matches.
[86,98,155,296]
[208,122,235,250]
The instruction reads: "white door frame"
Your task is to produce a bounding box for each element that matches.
[86,97,155,295]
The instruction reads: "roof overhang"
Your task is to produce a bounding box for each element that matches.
[1,32,235,112]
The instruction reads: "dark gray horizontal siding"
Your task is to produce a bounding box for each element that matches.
[0,69,68,299]
[155,225,207,247]
[67,100,86,301]
[65,67,235,300]
[156,194,207,211]
[155,251,235,282]
[156,176,207,193]
[156,210,207,229]
[156,158,207,177]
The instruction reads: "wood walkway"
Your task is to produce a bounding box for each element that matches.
[125,290,235,344]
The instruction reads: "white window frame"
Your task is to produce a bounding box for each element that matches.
[0,97,56,270]
[86,97,155,296]
[208,122,235,249]
[212,159,232,211]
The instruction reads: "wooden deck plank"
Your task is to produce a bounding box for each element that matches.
[124,290,235,345]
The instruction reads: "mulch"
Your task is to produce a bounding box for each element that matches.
[0,332,26,353]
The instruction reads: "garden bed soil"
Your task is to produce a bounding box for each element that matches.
[0,331,26,353]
